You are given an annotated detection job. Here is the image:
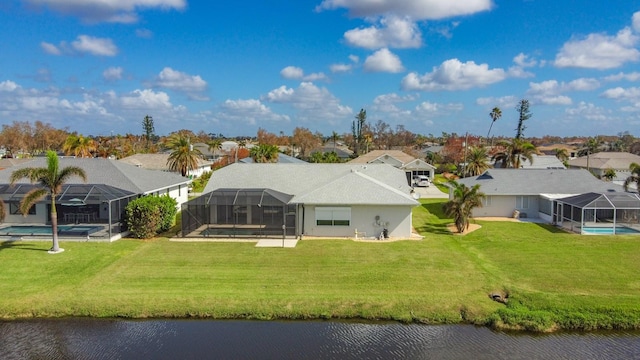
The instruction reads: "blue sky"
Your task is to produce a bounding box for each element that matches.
[1,1,640,138]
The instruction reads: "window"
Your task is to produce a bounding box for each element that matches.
[482,196,492,207]
[316,207,351,226]
[516,196,529,209]
[10,202,36,215]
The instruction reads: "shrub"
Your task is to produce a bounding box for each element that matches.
[125,195,178,239]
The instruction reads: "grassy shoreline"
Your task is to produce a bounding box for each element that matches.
[1,199,639,332]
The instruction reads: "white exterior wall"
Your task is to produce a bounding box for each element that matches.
[302,204,414,238]
[3,203,48,224]
[469,195,540,219]
[150,184,189,210]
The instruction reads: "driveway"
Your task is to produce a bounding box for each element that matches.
[413,184,449,199]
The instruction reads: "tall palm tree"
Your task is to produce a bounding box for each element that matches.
[624,162,640,193]
[554,148,569,162]
[464,146,490,177]
[443,180,485,234]
[487,107,502,144]
[166,134,203,177]
[9,151,87,253]
[491,138,537,169]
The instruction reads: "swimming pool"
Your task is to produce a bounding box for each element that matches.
[0,225,104,236]
[581,226,640,235]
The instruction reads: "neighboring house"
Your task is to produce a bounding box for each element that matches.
[518,154,566,169]
[239,153,307,164]
[192,142,226,161]
[566,152,640,185]
[454,168,623,223]
[310,142,354,161]
[119,153,213,178]
[348,150,436,185]
[0,158,191,241]
[537,143,579,159]
[181,163,419,239]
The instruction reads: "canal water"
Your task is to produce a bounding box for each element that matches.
[1,319,639,359]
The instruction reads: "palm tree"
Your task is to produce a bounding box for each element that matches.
[166,134,203,177]
[491,138,537,169]
[602,168,617,182]
[443,180,485,234]
[487,107,502,145]
[63,134,96,158]
[624,162,640,193]
[9,151,87,253]
[250,144,280,163]
[464,146,490,177]
[554,148,569,162]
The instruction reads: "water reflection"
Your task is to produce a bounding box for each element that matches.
[0,319,639,359]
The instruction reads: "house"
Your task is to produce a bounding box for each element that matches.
[119,153,213,178]
[348,150,436,185]
[0,158,191,241]
[310,142,354,161]
[181,163,419,239]
[537,143,579,158]
[454,168,623,222]
[566,152,640,185]
[239,153,307,164]
[513,154,566,169]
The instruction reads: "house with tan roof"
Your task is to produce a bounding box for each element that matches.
[566,152,640,185]
[119,153,213,178]
[348,150,436,184]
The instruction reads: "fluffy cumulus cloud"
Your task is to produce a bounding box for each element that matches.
[363,48,404,73]
[152,67,208,99]
[371,93,417,116]
[264,82,352,121]
[23,0,186,23]
[603,71,640,82]
[217,99,289,125]
[316,0,492,20]
[41,35,118,56]
[554,27,640,70]
[526,78,600,105]
[564,102,608,121]
[601,86,640,102]
[476,95,518,108]
[118,89,173,109]
[344,16,422,49]
[401,58,506,91]
[414,101,463,115]
[280,66,327,81]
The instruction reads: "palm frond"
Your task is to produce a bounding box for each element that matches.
[20,188,48,216]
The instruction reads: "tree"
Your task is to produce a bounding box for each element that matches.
[63,134,96,158]
[9,151,87,254]
[166,134,203,177]
[352,109,367,156]
[554,148,569,162]
[443,180,485,234]
[624,163,640,193]
[464,146,490,177]
[292,127,321,159]
[515,99,532,140]
[603,168,617,182]
[142,115,155,150]
[491,138,537,169]
[487,107,502,144]
[250,144,280,163]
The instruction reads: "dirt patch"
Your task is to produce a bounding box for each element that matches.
[447,223,481,235]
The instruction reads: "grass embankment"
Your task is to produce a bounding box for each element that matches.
[1,199,639,332]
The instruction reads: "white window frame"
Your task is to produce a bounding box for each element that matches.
[482,196,492,207]
[315,207,351,226]
[516,196,529,209]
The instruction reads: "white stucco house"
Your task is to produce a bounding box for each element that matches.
[0,158,191,241]
[181,163,420,239]
[119,153,213,178]
[454,169,623,223]
[349,150,437,185]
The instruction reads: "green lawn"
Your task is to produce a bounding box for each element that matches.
[1,198,639,331]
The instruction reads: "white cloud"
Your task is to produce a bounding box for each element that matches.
[264,82,353,121]
[633,11,640,32]
[280,66,327,81]
[513,53,538,68]
[603,72,640,82]
[217,99,289,125]
[526,78,599,105]
[601,86,640,102]
[565,101,608,121]
[372,93,417,116]
[554,27,640,69]
[136,28,153,38]
[401,58,506,91]
[476,95,518,108]
[72,35,118,56]
[0,80,20,92]
[152,67,208,99]
[344,16,422,49]
[23,0,186,23]
[40,42,61,55]
[119,89,173,109]
[330,63,353,73]
[349,54,360,63]
[316,0,492,20]
[103,66,123,81]
[363,48,404,73]
[414,101,463,116]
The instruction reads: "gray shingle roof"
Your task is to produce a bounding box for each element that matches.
[203,163,418,206]
[457,168,622,196]
[0,158,190,194]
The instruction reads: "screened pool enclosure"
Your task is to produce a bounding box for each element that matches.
[555,192,640,235]
[181,188,297,238]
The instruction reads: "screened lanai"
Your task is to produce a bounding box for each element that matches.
[555,192,640,235]
[0,183,137,240]
[181,188,297,238]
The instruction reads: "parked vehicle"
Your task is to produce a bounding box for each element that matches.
[413,175,430,187]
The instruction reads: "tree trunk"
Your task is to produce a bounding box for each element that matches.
[49,203,62,254]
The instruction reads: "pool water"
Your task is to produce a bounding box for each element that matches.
[582,226,640,235]
[0,225,103,236]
